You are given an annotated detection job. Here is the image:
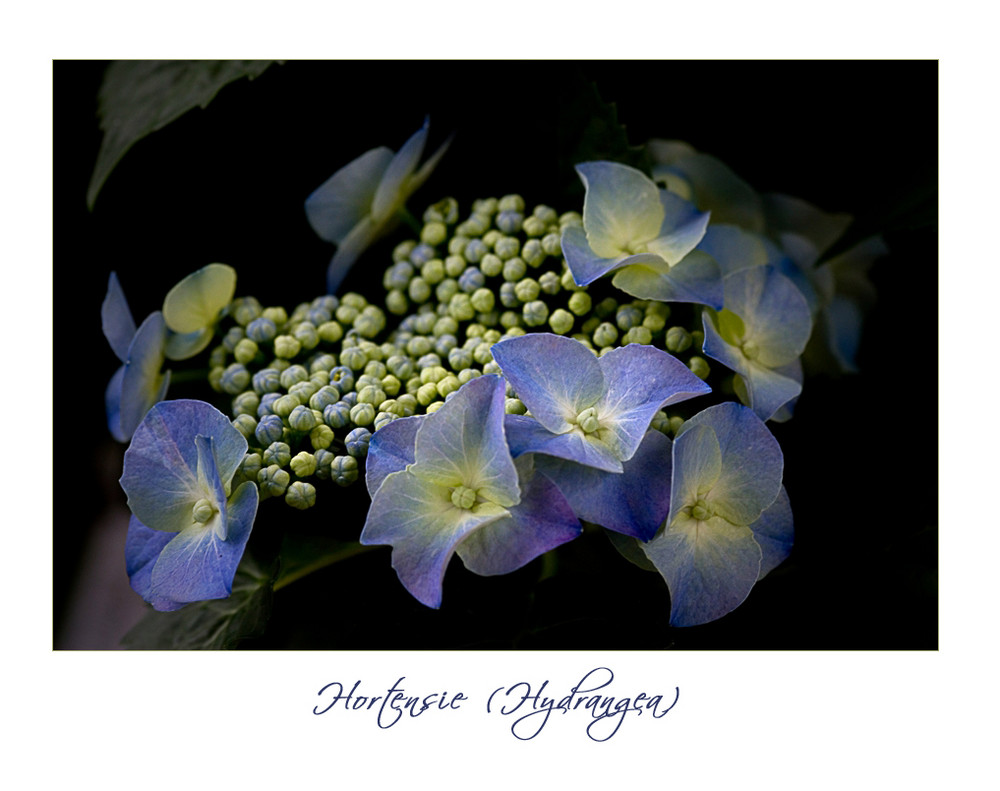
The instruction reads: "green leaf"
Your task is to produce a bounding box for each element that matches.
[87,60,276,209]
[121,555,274,650]
[557,78,652,191]
[272,532,376,592]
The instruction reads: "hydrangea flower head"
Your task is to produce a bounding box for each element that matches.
[305,118,451,294]
[120,399,259,611]
[360,374,580,608]
[102,271,170,442]
[640,402,791,626]
[492,333,710,473]
[161,262,237,360]
[560,161,722,307]
[701,266,812,421]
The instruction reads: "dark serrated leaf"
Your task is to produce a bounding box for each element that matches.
[273,531,374,592]
[121,557,274,650]
[87,60,275,209]
[557,78,652,196]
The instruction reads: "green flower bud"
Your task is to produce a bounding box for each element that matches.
[374,411,397,431]
[285,480,316,510]
[291,321,319,350]
[443,255,465,279]
[238,452,262,482]
[483,229,502,248]
[499,282,520,308]
[385,289,409,316]
[310,423,334,451]
[541,232,562,257]
[548,308,575,335]
[279,364,308,390]
[448,235,470,256]
[262,305,288,325]
[323,401,352,429]
[668,416,685,435]
[274,335,302,359]
[220,363,251,395]
[457,368,481,384]
[271,393,301,419]
[396,393,418,415]
[232,413,257,439]
[435,278,459,304]
[559,210,583,228]
[593,321,618,348]
[349,402,376,426]
[499,310,522,330]
[616,305,644,331]
[436,374,462,398]
[448,293,476,322]
[246,316,277,344]
[393,239,417,263]
[331,455,359,487]
[421,221,448,246]
[505,397,527,415]
[480,253,503,277]
[665,326,693,353]
[341,293,367,310]
[498,194,525,213]
[514,277,540,302]
[335,304,360,324]
[580,316,601,336]
[522,216,548,237]
[358,384,387,406]
[425,400,446,414]
[379,375,400,397]
[258,464,290,498]
[340,346,368,372]
[560,269,581,291]
[231,296,262,326]
[691,330,705,349]
[623,326,653,345]
[209,345,228,368]
[192,497,217,523]
[495,237,521,261]
[457,214,489,238]
[522,300,549,327]
[421,258,446,285]
[482,361,502,375]
[538,270,561,295]
[232,391,260,417]
[650,410,671,434]
[688,355,711,380]
[469,287,495,314]
[567,291,592,317]
[416,381,439,406]
[353,313,382,339]
[503,326,526,337]
[222,326,245,352]
[318,320,344,344]
[288,404,319,432]
[290,451,317,478]
[263,442,292,468]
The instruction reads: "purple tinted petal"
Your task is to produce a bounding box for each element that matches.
[596,344,710,462]
[360,469,507,608]
[491,333,605,434]
[125,514,177,607]
[148,481,257,608]
[326,215,379,294]
[751,486,793,580]
[611,250,723,308]
[648,190,711,265]
[456,458,581,575]
[371,120,428,220]
[365,415,423,496]
[118,311,169,440]
[534,429,673,541]
[503,414,622,473]
[561,224,660,287]
[305,146,393,243]
[642,513,762,627]
[102,272,136,363]
[413,375,519,506]
[105,364,126,442]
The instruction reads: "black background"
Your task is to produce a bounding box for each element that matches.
[53,60,937,650]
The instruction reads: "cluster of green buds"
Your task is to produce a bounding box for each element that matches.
[202,193,715,510]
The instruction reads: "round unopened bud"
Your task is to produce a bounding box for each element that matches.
[290,451,317,478]
[331,455,359,487]
[274,335,302,359]
[340,346,368,372]
[192,498,216,524]
[449,293,476,322]
[495,210,523,234]
[263,441,292,468]
[463,238,488,262]
[665,326,692,352]
[623,326,653,345]
[346,427,371,457]
[548,308,574,335]
[541,232,562,256]
[271,394,301,418]
[288,404,319,432]
[498,194,525,212]
[459,267,486,294]
[323,401,352,429]
[256,414,285,446]
[538,270,561,295]
[592,322,618,348]
[505,398,527,415]
[480,252,503,277]
[385,289,409,316]
[374,411,397,431]
[451,485,478,510]
[567,291,592,317]
[232,413,256,439]
[689,356,711,380]
[232,390,260,417]
[285,481,316,510]
[576,406,600,434]
[421,221,448,246]
[514,278,540,302]
[495,237,521,261]
[232,297,263,326]
[384,260,415,291]
[318,320,344,344]
[393,240,417,263]
[349,402,376,426]
[435,278,459,304]
[522,216,548,237]
[522,301,549,327]
[258,465,290,497]
[310,424,334,451]
[246,317,277,343]
[238,452,262,482]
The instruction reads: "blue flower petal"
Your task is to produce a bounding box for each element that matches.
[751,485,794,580]
[305,146,394,244]
[533,429,673,541]
[365,414,424,496]
[578,161,665,259]
[105,364,127,442]
[371,120,428,221]
[642,512,762,627]
[360,469,508,608]
[697,225,773,276]
[194,434,228,539]
[595,343,710,462]
[102,271,136,363]
[412,375,520,507]
[504,414,622,473]
[611,249,724,308]
[491,333,605,435]
[121,400,248,534]
[125,515,180,610]
[560,224,661,287]
[118,311,170,441]
[645,190,712,265]
[761,192,852,258]
[456,457,581,575]
[676,402,783,526]
[326,214,379,294]
[147,480,258,608]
